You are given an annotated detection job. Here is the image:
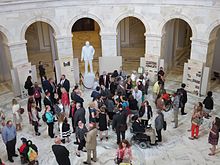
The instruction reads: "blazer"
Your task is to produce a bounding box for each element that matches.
[99,75,110,89]
[85,128,97,150]
[61,79,70,93]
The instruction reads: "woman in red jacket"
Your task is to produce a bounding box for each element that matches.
[61,87,70,116]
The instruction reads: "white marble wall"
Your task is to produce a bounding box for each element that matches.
[0,0,220,92]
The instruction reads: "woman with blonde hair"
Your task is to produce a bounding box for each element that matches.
[30,102,40,136]
[12,98,22,130]
[89,101,98,123]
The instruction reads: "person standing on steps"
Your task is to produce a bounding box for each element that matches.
[38,61,46,84]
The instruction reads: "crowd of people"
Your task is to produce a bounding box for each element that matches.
[0,62,219,165]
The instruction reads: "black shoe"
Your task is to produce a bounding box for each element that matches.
[76,153,80,157]
[74,141,79,145]
[150,143,158,146]
[9,158,14,162]
[83,161,91,164]
[91,158,96,162]
[182,113,187,115]
[13,154,18,157]
[36,132,41,136]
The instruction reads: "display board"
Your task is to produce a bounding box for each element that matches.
[145,55,159,82]
[16,63,32,98]
[185,59,203,96]
[57,56,75,88]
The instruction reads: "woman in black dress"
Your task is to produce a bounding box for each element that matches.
[98,106,109,141]
[24,76,34,96]
[125,78,132,98]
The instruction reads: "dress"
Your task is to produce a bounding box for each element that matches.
[208,123,219,145]
[12,104,22,124]
[99,113,108,131]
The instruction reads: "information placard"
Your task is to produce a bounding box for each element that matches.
[185,59,203,96]
[145,55,159,82]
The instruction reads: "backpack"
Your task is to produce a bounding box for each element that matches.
[42,113,47,122]
[27,147,38,161]
[34,89,41,99]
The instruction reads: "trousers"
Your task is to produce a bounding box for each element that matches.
[6,138,16,160]
[86,149,97,163]
[191,123,199,138]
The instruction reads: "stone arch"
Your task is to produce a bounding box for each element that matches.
[159,14,197,38]
[205,20,220,40]
[67,13,104,35]
[20,16,61,41]
[113,12,150,33]
[0,25,12,43]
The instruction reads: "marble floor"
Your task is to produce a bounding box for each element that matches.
[0,79,220,165]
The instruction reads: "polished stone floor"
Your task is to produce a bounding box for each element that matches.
[0,79,220,165]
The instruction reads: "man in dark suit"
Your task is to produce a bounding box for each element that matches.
[99,71,110,89]
[43,91,54,114]
[52,137,71,165]
[74,103,86,128]
[60,74,70,93]
[177,83,187,115]
[112,104,128,144]
[71,86,84,107]
[38,61,46,84]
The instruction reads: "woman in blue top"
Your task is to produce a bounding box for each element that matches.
[45,105,54,138]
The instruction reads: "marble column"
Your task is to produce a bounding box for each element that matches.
[55,35,78,86]
[190,38,209,62]
[186,38,209,95]
[99,32,122,74]
[55,35,73,59]
[8,41,29,68]
[145,33,162,57]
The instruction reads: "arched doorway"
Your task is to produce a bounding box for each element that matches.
[25,21,57,81]
[117,17,145,73]
[161,19,192,82]
[0,31,12,94]
[206,25,220,90]
[71,18,101,74]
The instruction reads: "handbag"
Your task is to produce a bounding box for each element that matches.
[163,121,167,131]
[19,108,25,114]
[114,157,122,164]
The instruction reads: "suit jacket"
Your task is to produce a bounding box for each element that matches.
[85,128,97,150]
[74,107,86,127]
[61,79,70,93]
[112,110,127,131]
[52,144,70,165]
[177,88,187,104]
[99,75,110,89]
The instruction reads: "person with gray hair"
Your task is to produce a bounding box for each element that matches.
[155,110,165,142]
[2,120,18,162]
[83,122,98,164]
[52,136,71,165]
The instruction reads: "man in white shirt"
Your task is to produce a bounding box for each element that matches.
[132,87,142,108]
